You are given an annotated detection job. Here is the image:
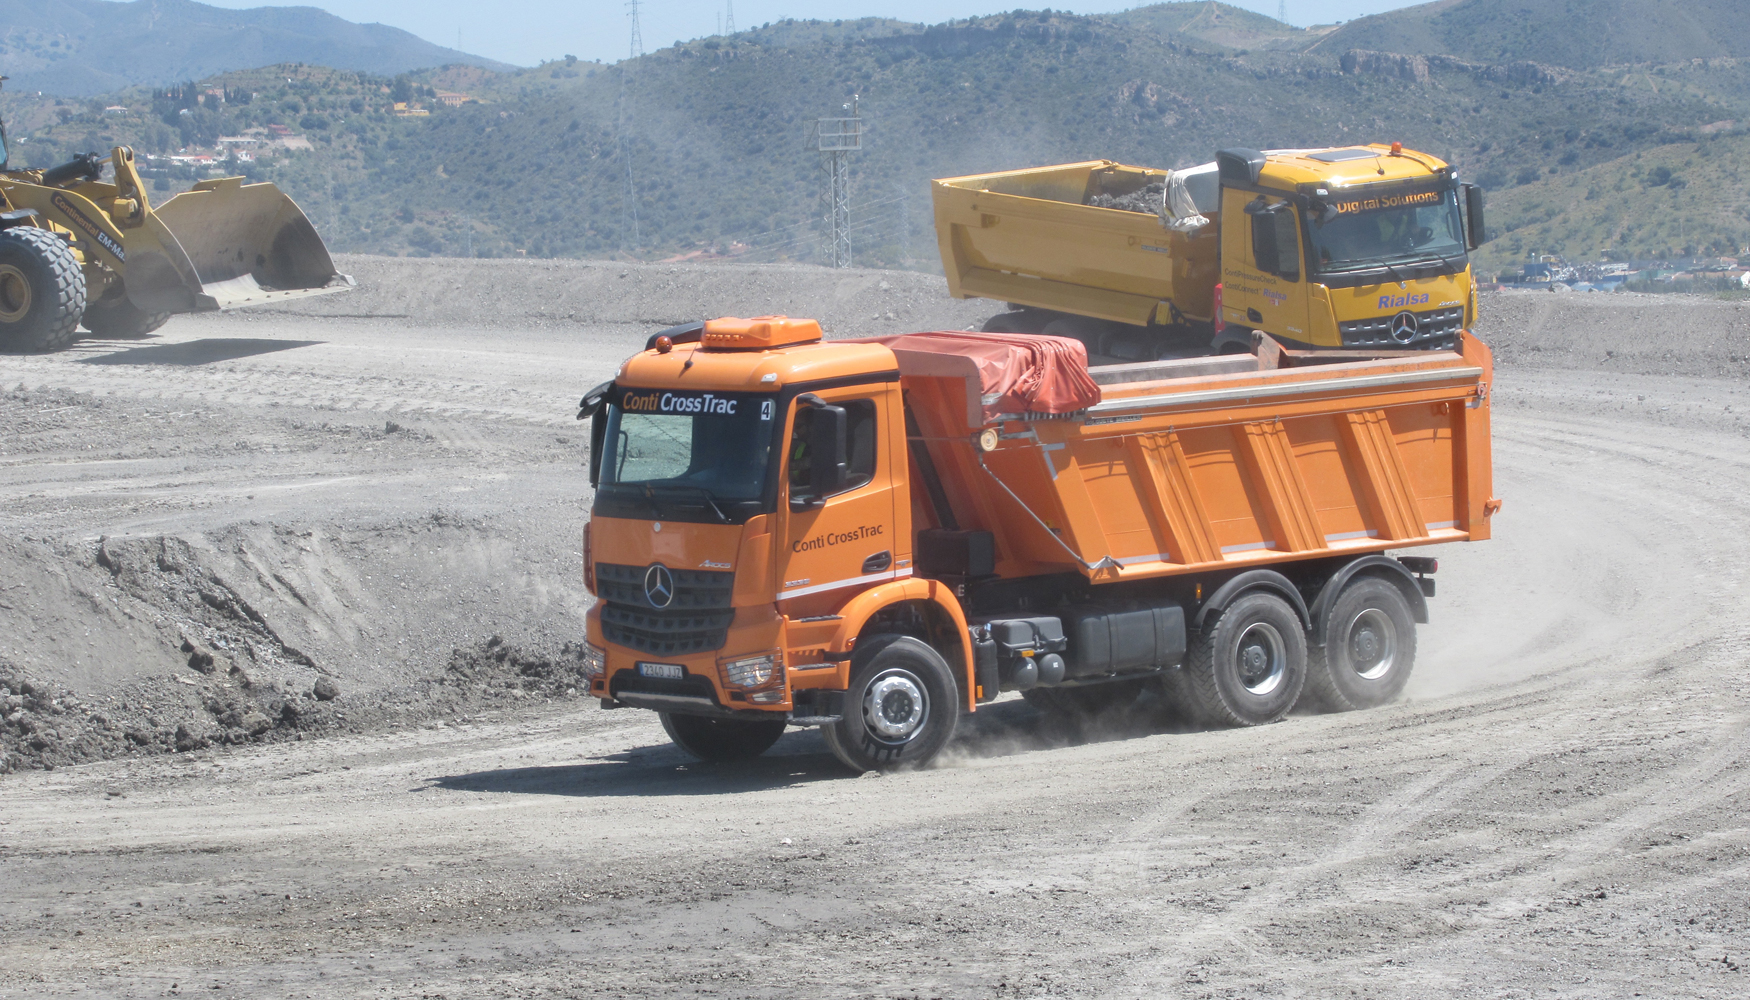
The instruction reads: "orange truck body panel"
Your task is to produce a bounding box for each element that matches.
[584,317,1494,720]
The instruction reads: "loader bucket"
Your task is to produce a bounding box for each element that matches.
[142,177,351,314]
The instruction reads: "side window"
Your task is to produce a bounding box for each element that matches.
[788,398,878,500]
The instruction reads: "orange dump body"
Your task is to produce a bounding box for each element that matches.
[898,333,1493,583]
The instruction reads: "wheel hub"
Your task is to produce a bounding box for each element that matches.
[0,264,31,324]
[863,669,928,742]
[1235,622,1286,696]
[1347,608,1397,681]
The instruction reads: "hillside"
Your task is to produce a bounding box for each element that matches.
[2,7,1747,268]
[1108,2,1322,51]
[1474,133,1750,272]
[0,0,506,96]
[1309,0,1750,68]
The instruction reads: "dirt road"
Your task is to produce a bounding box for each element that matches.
[2,270,1747,997]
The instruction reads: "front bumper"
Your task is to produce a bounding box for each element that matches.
[585,604,849,717]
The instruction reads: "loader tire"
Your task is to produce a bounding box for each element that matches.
[1185,592,1307,727]
[1305,577,1416,712]
[82,296,171,338]
[659,712,787,762]
[0,227,86,352]
[823,635,958,773]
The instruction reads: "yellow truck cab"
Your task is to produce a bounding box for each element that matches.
[932,144,1487,359]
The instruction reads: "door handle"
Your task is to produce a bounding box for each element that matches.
[861,551,892,574]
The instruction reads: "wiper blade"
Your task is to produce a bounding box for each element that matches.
[648,483,731,523]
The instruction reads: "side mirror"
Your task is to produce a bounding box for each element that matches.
[808,403,849,498]
[588,406,609,488]
[577,380,612,420]
[1463,184,1486,250]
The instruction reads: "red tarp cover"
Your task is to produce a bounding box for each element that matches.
[845,331,1101,423]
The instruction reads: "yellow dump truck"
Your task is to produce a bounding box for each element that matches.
[933,145,1486,359]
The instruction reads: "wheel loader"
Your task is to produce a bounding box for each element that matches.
[0,80,351,352]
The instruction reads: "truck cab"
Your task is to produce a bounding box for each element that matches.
[1214,145,1486,354]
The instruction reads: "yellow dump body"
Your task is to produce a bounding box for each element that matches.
[932,160,1220,328]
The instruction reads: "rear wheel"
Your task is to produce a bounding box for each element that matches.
[82,295,171,338]
[0,227,86,352]
[823,635,959,773]
[1307,577,1417,711]
[659,712,787,762]
[1186,592,1307,727]
[981,310,1045,334]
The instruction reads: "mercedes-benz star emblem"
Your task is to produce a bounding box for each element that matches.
[644,564,675,608]
[1389,311,1419,345]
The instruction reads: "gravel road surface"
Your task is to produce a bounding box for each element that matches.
[1,268,1747,998]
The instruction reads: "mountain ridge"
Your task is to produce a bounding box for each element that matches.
[0,0,508,96]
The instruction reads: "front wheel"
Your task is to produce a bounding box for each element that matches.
[1185,592,1307,727]
[0,227,86,352]
[659,712,787,762]
[823,635,959,773]
[1306,577,1417,711]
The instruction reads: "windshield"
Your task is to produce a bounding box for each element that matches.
[1306,185,1465,273]
[594,388,778,523]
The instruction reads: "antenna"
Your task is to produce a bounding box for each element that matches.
[627,0,644,59]
[817,96,862,268]
[725,0,735,35]
[1278,1,1287,24]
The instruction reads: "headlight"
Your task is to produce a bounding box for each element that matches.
[719,650,782,689]
[580,642,607,679]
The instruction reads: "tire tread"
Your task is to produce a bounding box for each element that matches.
[0,227,86,352]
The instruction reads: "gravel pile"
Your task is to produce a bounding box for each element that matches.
[1086,182,1165,215]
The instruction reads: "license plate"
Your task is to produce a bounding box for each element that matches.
[637,662,685,680]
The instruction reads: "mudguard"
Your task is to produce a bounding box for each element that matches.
[825,578,977,712]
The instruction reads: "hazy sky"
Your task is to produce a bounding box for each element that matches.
[197,1,1429,69]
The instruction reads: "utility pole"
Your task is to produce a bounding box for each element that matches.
[618,0,644,250]
[816,96,862,268]
[725,0,735,35]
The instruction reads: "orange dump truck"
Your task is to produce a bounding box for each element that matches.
[578,316,1495,771]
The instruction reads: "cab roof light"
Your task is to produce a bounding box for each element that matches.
[700,315,824,351]
[1390,141,1403,156]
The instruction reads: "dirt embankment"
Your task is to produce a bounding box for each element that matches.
[1478,289,1750,379]
[285,255,996,336]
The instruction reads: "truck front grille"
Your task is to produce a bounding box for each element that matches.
[600,604,735,656]
[1339,306,1462,350]
[596,562,736,655]
[596,563,734,610]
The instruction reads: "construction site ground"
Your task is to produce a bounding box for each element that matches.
[2,260,1747,998]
